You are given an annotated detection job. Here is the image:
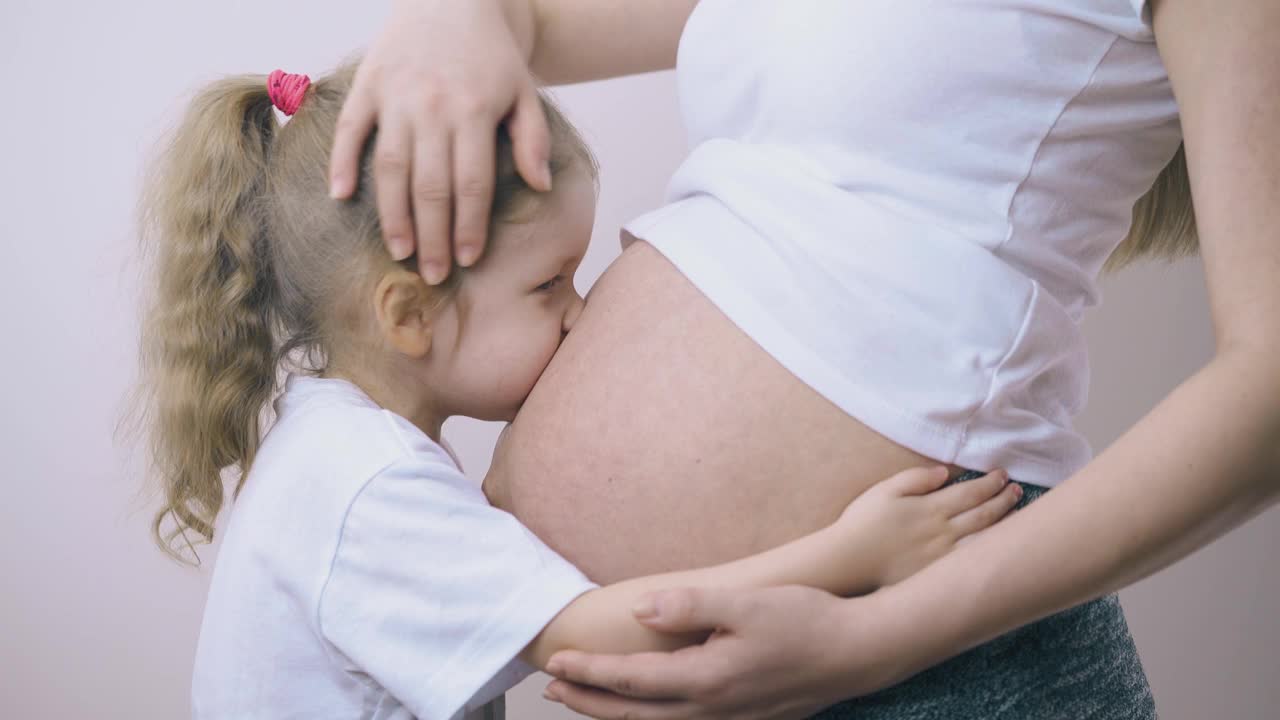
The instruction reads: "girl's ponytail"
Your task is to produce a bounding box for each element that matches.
[139,76,281,563]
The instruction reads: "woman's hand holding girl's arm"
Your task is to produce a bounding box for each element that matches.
[329,0,697,283]
[520,466,1018,669]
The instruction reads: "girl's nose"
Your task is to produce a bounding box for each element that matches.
[562,293,586,335]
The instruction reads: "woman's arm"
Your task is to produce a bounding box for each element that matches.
[520,467,1019,669]
[539,0,1280,714]
[862,0,1280,665]
[329,0,697,282]
[847,0,1280,650]
[514,0,698,85]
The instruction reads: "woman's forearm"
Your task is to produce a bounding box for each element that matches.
[522,524,873,669]
[862,347,1280,678]
[501,0,697,85]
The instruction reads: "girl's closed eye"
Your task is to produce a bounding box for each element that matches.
[535,275,565,293]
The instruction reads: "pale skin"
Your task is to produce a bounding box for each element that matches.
[333,162,1021,672]
[331,0,1280,716]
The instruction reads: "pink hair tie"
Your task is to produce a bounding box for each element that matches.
[267,69,310,116]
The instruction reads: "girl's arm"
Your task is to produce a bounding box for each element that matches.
[520,467,1019,669]
[329,0,698,282]
[536,0,1280,714]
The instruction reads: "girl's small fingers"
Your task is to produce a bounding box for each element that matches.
[932,469,1009,516]
[885,465,951,496]
[950,482,1022,536]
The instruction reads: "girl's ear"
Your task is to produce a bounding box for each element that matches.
[373,270,435,358]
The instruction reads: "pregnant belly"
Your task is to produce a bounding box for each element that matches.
[483,241,960,584]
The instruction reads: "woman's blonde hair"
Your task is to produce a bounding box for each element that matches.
[1104,144,1198,272]
[138,62,592,564]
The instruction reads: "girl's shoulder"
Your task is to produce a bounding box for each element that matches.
[236,375,464,544]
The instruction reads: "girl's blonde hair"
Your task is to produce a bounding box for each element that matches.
[138,63,592,563]
[1104,144,1198,272]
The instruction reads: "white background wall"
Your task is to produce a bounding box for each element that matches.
[1,2,1275,718]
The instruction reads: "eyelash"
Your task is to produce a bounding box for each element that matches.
[536,275,565,293]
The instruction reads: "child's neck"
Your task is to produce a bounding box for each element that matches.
[324,366,446,443]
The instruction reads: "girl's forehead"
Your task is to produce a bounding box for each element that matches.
[493,175,594,254]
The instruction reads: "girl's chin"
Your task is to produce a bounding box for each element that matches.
[463,402,522,425]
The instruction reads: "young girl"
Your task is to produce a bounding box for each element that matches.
[137,64,1021,720]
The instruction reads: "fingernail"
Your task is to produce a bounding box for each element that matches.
[389,238,412,262]
[1014,484,1024,497]
[422,262,447,285]
[457,245,477,267]
[546,660,563,676]
[543,687,562,703]
[329,177,345,199]
[540,162,553,191]
[633,596,657,620]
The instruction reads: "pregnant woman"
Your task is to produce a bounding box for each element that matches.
[330,1,1280,717]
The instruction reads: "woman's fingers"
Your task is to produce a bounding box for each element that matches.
[931,468,1009,516]
[630,586,742,633]
[372,116,417,262]
[545,679,696,719]
[546,650,701,701]
[329,1,545,281]
[509,82,554,192]
[410,124,454,283]
[452,118,497,267]
[451,83,551,267]
[539,588,740,699]
[328,76,376,201]
[950,481,1022,537]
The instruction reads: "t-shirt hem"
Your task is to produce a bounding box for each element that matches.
[626,202,1083,488]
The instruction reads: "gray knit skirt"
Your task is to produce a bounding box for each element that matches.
[811,471,1157,719]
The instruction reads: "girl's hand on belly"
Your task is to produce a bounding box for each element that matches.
[832,466,1021,592]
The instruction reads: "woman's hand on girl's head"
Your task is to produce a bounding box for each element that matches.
[330,0,553,284]
[834,466,1020,591]
[541,585,908,720]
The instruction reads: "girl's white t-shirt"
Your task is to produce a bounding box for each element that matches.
[625,0,1181,486]
[190,376,596,720]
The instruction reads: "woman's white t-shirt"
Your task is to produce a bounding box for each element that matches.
[190,376,596,720]
[626,0,1181,486]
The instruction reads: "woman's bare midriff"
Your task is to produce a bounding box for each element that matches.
[484,241,963,585]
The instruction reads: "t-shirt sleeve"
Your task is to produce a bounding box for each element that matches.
[316,457,597,720]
